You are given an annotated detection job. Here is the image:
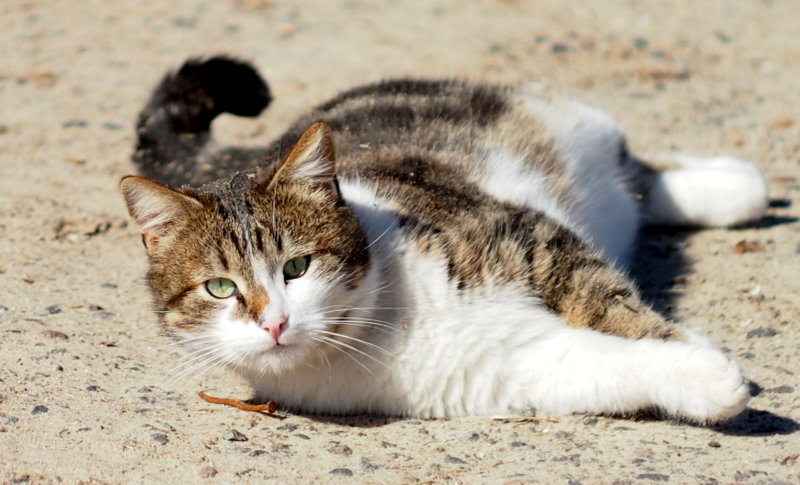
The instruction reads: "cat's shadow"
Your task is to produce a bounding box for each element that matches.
[712,408,799,436]
[630,208,798,319]
[631,214,799,437]
[629,226,693,320]
[297,408,799,436]
[303,414,404,428]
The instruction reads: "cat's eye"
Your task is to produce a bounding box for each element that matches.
[205,278,239,299]
[283,255,310,281]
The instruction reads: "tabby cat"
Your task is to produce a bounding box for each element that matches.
[121,57,767,423]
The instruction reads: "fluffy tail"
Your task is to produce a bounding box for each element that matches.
[132,56,272,187]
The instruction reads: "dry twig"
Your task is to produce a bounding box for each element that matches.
[198,391,280,416]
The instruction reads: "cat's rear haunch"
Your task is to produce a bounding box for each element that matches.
[121,57,768,423]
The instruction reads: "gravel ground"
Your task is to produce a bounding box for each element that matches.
[1,0,798,483]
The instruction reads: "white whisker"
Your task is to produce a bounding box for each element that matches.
[315,329,396,358]
[313,336,374,375]
[364,224,394,250]
[313,333,389,369]
[317,319,400,335]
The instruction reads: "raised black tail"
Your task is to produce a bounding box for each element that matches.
[132,56,272,187]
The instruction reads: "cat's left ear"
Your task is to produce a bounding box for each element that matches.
[267,121,338,193]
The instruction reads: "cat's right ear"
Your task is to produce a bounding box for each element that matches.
[120,176,202,255]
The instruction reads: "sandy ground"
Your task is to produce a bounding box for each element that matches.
[1,0,799,483]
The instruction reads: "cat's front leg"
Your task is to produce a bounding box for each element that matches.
[522,324,750,423]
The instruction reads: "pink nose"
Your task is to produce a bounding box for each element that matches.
[262,317,287,343]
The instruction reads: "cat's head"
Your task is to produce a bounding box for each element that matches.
[121,122,373,375]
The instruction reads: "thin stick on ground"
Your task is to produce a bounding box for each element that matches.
[198,391,280,416]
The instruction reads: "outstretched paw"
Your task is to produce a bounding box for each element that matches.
[648,155,768,227]
[656,345,750,424]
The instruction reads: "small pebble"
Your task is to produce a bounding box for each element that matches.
[85,385,102,392]
[198,466,218,478]
[62,119,88,128]
[551,42,571,53]
[271,443,291,453]
[101,122,123,131]
[0,304,9,312]
[172,16,197,28]
[277,424,298,432]
[632,37,649,49]
[31,405,48,415]
[224,429,248,442]
[361,457,379,472]
[708,441,721,448]
[294,433,310,440]
[636,473,670,482]
[460,431,480,441]
[41,329,68,340]
[714,31,732,43]
[327,442,352,456]
[151,433,169,444]
[747,327,779,338]
[329,468,353,477]
[445,455,468,465]
[46,305,61,315]
[583,415,598,426]
[249,450,267,457]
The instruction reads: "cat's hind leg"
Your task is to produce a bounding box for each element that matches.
[522,323,750,423]
[626,154,768,227]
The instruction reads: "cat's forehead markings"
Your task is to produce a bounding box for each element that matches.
[207,174,261,259]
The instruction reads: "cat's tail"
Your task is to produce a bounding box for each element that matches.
[133,56,272,187]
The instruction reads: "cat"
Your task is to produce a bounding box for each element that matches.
[121,56,768,423]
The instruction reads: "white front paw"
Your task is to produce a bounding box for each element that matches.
[655,345,750,423]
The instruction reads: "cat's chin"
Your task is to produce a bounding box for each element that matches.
[243,342,316,376]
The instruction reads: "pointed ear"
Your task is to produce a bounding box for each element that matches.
[272,121,337,186]
[120,176,202,254]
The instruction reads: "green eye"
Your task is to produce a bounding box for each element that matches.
[283,255,310,281]
[205,278,238,299]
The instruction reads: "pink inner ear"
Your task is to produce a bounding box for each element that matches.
[141,232,158,250]
[136,214,176,252]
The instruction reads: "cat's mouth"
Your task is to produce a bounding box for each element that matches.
[265,341,294,353]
